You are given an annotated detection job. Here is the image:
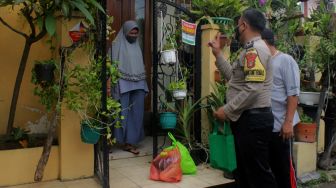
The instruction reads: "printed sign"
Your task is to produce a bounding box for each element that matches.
[181,19,197,45]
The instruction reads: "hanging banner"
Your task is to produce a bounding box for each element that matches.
[181,19,197,46]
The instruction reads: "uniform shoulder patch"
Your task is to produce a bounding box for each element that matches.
[243,49,266,82]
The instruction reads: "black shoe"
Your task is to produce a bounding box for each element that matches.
[223,171,234,180]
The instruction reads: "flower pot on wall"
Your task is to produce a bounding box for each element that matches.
[294,122,317,143]
[34,63,56,84]
[173,90,187,100]
[299,91,321,105]
[80,120,100,144]
[161,49,177,64]
[159,112,177,129]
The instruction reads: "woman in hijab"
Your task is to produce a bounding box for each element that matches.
[110,20,148,155]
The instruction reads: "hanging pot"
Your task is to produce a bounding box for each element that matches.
[294,122,317,143]
[173,90,187,100]
[81,120,100,144]
[159,112,177,129]
[299,91,321,105]
[34,63,56,84]
[161,49,177,64]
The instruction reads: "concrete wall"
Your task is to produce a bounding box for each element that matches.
[0,146,59,186]
[0,7,94,185]
[200,24,230,143]
[0,7,53,134]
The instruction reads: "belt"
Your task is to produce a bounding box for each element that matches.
[244,107,272,114]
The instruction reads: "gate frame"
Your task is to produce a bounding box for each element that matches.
[152,0,202,157]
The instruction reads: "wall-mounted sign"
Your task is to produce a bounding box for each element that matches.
[181,19,197,46]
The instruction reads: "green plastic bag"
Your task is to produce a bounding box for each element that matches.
[168,132,197,174]
[209,121,237,172]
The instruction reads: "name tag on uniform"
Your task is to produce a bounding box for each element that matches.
[243,48,266,82]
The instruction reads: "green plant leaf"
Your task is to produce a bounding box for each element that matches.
[45,14,56,36]
[37,16,43,31]
[87,0,105,13]
[62,2,70,17]
[70,0,94,24]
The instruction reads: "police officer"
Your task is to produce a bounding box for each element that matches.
[208,9,277,188]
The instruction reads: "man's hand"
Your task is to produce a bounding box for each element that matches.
[208,32,222,57]
[280,121,294,140]
[213,106,226,122]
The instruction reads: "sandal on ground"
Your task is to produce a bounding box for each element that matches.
[123,144,140,155]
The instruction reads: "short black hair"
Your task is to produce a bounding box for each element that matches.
[261,28,275,46]
[241,8,266,33]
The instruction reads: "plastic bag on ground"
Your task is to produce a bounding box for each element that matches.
[168,132,197,174]
[150,146,182,182]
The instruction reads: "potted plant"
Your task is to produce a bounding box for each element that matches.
[191,0,246,37]
[158,96,177,130]
[168,80,187,100]
[64,57,122,144]
[191,0,247,21]
[161,33,177,65]
[32,59,57,85]
[164,97,206,164]
[206,82,227,129]
[294,113,317,143]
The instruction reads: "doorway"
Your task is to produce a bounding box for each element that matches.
[107,0,157,159]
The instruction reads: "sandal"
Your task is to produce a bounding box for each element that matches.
[123,144,140,155]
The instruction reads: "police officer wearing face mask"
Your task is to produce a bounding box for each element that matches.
[208,9,277,188]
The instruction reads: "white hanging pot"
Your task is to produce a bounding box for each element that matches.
[161,49,177,64]
[299,91,320,105]
[173,89,187,100]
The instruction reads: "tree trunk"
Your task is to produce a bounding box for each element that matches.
[34,111,58,181]
[34,48,67,182]
[6,40,32,134]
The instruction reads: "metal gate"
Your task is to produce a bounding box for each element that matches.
[152,0,202,157]
[95,0,109,187]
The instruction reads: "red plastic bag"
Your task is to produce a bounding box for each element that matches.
[150,146,182,182]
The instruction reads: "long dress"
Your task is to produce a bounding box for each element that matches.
[110,20,148,145]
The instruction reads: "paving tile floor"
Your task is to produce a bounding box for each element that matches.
[6,155,233,188]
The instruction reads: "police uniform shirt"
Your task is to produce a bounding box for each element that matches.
[215,36,273,121]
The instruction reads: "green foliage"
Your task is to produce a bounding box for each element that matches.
[207,82,227,111]
[168,80,186,91]
[206,82,227,129]
[0,0,105,36]
[64,56,122,138]
[300,113,314,124]
[191,0,247,19]
[11,127,29,141]
[163,33,177,51]
[31,59,60,112]
[165,97,204,149]
[299,172,329,187]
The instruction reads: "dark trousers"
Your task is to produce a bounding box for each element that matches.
[269,133,295,188]
[231,108,277,188]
